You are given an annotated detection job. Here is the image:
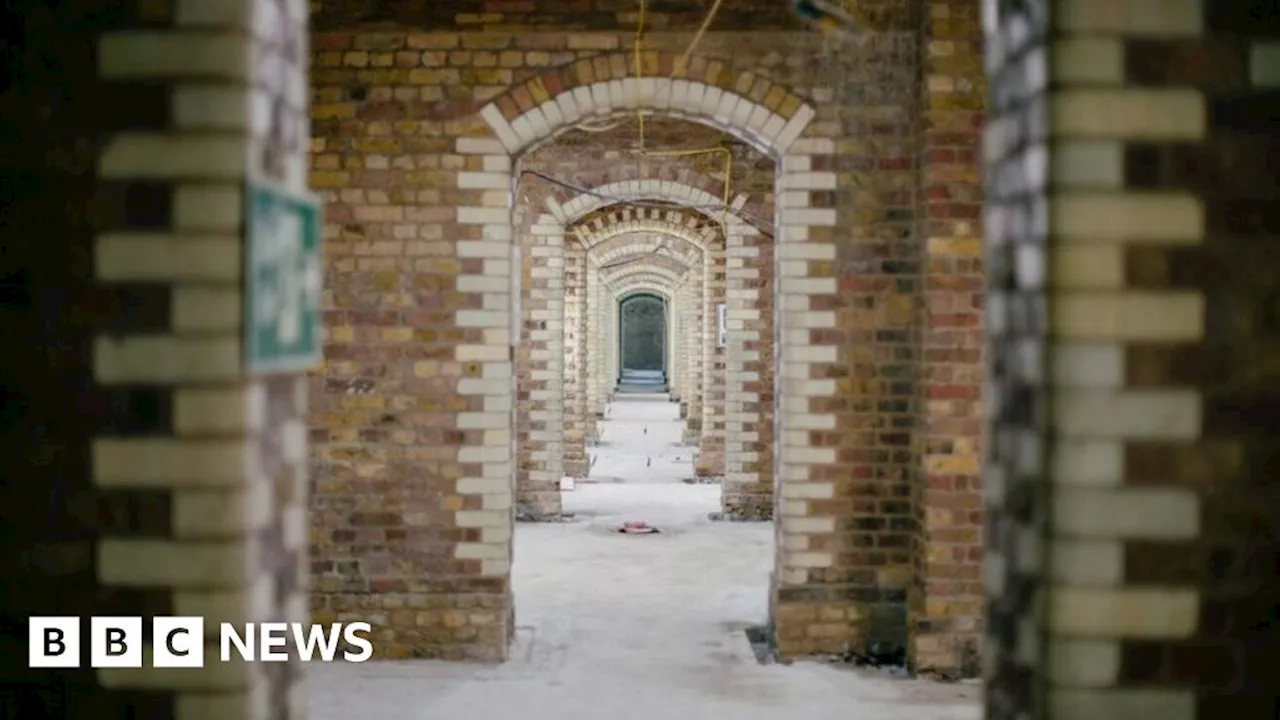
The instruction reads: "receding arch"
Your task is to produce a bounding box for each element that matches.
[590,233,703,271]
[450,55,843,662]
[511,180,743,520]
[576,211,718,255]
[480,52,815,159]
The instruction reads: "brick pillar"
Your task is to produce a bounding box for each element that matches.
[723,222,774,520]
[1,0,308,715]
[911,0,985,676]
[606,285,618,394]
[515,216,563,519]
[677,277,698,425]
[583,259,601,446]
[697,232,726,479]
[670,281,684,400]
[691,267,706,433]
[562,243,588,478]
[984,1,1280,717]
[682,266,705,444]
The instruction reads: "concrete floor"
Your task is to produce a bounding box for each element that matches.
[307,393,980,720]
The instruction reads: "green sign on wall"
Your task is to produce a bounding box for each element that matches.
[245,176,323,374]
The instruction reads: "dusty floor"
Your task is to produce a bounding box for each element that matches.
[307,393,981,720]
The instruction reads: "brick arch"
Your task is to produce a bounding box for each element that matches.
[525,163,770,238]
[482,51,816,159]
[513,177,748,522]
[560,180,750,233]
[617,286,673,302]
[603,262,687,287]
[591,234,703,272]
[574,207,719,253]
[454,47,840,661]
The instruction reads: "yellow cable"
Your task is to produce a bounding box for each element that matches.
[674,0,723,76]
[635,0,647,151]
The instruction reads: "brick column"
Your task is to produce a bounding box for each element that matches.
[911,0,986,676]
[670,281,684,400]
[585,258,604,445]
[682,266,705,443]
[607,286,618,394]
[723,222,774,520]
[984,1,1280,717]
[1,0,308,715]
[697,232,726,479]
[562,242,589,478]
[516,215,563,518]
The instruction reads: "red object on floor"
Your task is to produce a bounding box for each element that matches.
[618,521,659,534]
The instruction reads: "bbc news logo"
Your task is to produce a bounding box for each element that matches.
[28,617,373,668]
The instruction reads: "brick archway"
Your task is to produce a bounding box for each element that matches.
[526,160,772,239]
[575,208,720,253]
[590,233,703,270]
[451,56,841,660]
[514,180,750,518]
[561,225,708,479]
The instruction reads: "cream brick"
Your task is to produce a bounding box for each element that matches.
[95,234,241,282]
[784,551,833,569]
[1056,0,1202,35]
[478,103,519,153]
[99,32,250,79]
[1053,488,1199,539]
[1054,193,1204,243]
[457,171,510,190]
[456,542,507,560]
[93,439,250,488]
[100,134,247,179]
[455,510,508,528]
[95,336,240,383]
[1251,43,1280,87]
[97,539,249,588]
[1054,293,1203,341]
[1048,588,1199,638]
[775,104,816,150]
[1055,390,1200,439]
[456,137,508,155]
[1053,91,1206,140]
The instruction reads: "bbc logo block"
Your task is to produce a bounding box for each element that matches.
[29,617,371,667]
[29,616,205,669]
[28,618,79,668]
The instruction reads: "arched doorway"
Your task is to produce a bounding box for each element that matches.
[618,293,666,392]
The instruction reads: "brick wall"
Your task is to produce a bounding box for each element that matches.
[911,0,986,675]
[2,0,309,715]
[984,0,1280,716]
[308,0,988,670]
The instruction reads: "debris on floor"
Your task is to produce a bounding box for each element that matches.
[831,641,909,677]
[617,520,660,534]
